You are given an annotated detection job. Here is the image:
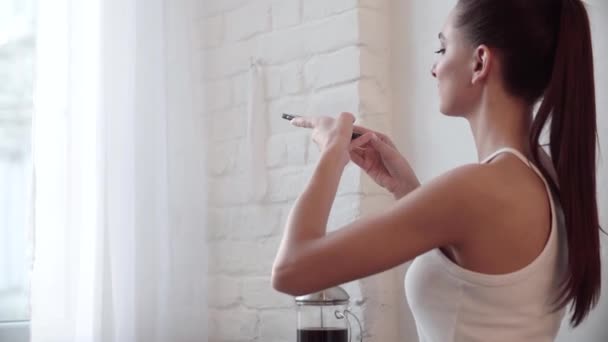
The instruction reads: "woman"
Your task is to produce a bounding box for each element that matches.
[271,0,602,340]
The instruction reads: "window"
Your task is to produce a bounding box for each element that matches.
[0,0,35,333]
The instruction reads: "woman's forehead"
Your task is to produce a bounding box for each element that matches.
[440,8,458,39]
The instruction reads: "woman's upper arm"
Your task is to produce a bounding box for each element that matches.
[272,164,501,296]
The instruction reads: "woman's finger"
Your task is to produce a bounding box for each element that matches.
[349,132,375,150]
[290,116,316,129]
[349,150,367,169]
[352,124,375,137]
[370,134,398,158]
[334,112,356,134]
[352,125,396,149]
[376,133,396,149]
[337,112,356,125]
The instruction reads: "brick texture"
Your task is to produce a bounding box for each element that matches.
[199,0,402,340]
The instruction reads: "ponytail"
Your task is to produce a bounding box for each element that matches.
[529,0,601,327]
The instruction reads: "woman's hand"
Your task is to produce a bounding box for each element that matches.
[291,112,371,167]
[349,126,420,199]
[291,112,420,199]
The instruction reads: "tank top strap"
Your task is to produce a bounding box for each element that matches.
[481,147,530,166]
[481,147,554,193]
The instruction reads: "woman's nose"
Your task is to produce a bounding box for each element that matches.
[431,63,437,78]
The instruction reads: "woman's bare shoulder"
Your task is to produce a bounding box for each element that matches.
[433,158,548,229]
[417,163,516,226]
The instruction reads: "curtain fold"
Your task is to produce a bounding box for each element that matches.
[30,0,207,341]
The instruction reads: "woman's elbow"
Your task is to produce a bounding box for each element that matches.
[271,264,308,297]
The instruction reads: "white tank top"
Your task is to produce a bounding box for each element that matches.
[405,147,568,342]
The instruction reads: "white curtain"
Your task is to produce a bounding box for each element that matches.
[30,0,208,341]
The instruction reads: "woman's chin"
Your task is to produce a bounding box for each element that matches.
[438,104,461,117]
[438,102,451,115]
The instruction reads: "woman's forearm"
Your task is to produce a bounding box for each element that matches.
[273,148,345,268]
[393,179,421,200]
[392,162,421,200]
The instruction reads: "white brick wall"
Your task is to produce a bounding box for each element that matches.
[199,0,402,340]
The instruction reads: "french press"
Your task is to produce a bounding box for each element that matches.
[295,286,363,342]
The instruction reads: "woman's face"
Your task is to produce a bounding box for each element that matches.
[431,9,480,117]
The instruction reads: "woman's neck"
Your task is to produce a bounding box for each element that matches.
[467,88,533,163]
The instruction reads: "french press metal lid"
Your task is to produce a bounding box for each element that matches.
[295,286,350,305]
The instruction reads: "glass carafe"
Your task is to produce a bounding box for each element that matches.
[295,286,362,342]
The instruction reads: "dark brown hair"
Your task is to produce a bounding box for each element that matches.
[455,0,601,327]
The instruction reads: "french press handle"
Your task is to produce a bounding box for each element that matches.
[335,309,362,342]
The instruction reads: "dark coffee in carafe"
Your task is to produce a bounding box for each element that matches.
[297,327,348,342]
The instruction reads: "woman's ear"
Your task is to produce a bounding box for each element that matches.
[471,45,492,85]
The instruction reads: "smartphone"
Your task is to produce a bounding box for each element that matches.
[282,113,362,140]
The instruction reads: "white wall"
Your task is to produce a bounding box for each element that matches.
[200,0,404,340]
[389,0,608,341]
